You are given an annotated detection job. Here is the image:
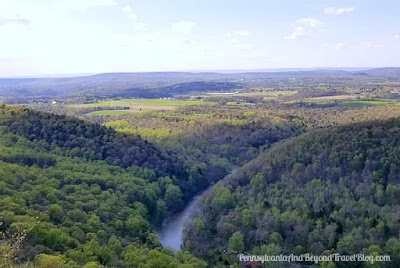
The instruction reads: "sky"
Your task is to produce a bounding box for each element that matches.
[0,0,399,77]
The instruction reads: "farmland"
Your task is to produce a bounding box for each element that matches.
[65,98,216,115]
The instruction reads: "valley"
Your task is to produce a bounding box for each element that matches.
[1,0,399,266]
[1,68,400,267]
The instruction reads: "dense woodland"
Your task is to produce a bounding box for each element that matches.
[0,104,306,267]
[1,69,400,267]
[0,105,211,267]
[185,118,400,267]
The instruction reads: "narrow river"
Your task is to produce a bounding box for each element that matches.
[157,192,202,250]
[158,168,237,250]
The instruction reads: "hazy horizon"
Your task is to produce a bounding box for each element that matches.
[3,66,399,79]
[1,0,399,77]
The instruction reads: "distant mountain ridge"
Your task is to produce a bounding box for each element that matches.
[0,67,399,99]
[2,67,393,78]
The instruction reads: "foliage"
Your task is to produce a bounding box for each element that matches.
[0,105,204,267]
[186,118,400,266]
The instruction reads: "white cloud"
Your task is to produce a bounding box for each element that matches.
[171,21,197,35]
[225,30,252,50]
[63,0,117,11]
[0,18,30,26]
[128,13,137,22]
[233,30,250,37]
[324,42,345,50]
[324,7,355,15]
[297,18,323,28]
[360,41,382,48]
[361,41,373,48]
[226,30,251,44]
[284,27,306,40]
[133,22,145,32]
[121,5,146,32]
[284,18,323,40]
[395,34,400,39]
[86,0,117,6]
[122,5,132,13]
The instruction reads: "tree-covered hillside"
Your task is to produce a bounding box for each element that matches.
[0,104,309,267]
[185,118,400,266]
[4,100,400,267]
[0,105,208,267]
[0,104,186,176]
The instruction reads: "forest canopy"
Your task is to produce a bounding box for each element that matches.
[185,117,400,266]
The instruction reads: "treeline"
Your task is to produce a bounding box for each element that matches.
[119,82,241,98]
[185,118,400,267]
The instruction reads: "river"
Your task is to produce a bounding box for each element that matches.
[157,192,202,250]
[158,168,237,250]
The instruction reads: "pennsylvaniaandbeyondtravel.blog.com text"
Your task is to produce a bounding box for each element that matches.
[237,253,391,264]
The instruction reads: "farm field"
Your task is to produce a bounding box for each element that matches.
[235,90,298,100]
[300,94,400,108]
[236,90,297,97]
[188,90,298,99]
[68,98,216,112]
[304,94,359,103]
[193,90,297,99]
[88,110,134,115]
[338,100,396,108]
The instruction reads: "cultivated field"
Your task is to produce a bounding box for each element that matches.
[69,98,215,113]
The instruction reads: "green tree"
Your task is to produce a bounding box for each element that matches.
[126,215,150,235]
[229,231,245,252]
[210,187,235,212]
[35,254,66,268]
[164,184,183,211]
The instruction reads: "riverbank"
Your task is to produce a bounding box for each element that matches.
[157,167,238,250]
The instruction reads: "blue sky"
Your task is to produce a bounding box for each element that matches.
[0,0,399,76]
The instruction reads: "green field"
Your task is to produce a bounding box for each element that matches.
[191,90,297,100]
[339,100,394,108]
[77,98,215,107]
[69,98,216,113]
[235,90,297,98]
[304,95,358,103]
[88,110,134,115]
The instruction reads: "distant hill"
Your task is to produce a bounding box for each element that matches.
[0,72,238,98]
[186,67,375,73]
[0,68,399,99]
[363,67,400,76]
